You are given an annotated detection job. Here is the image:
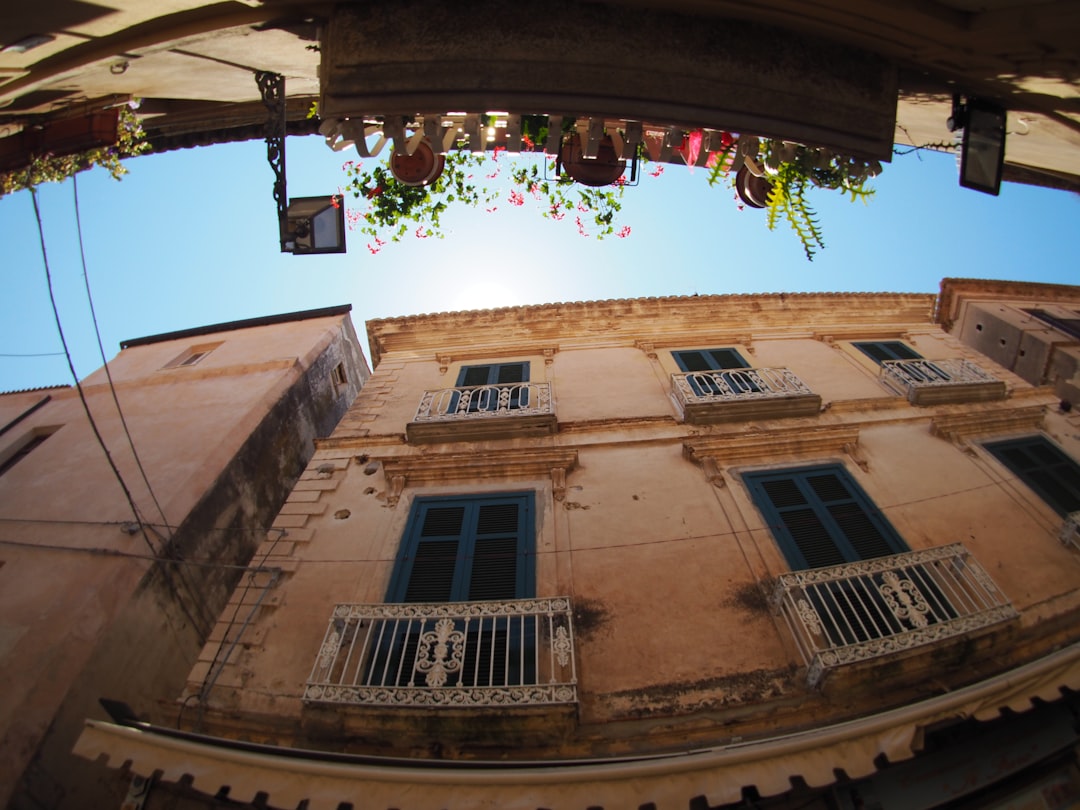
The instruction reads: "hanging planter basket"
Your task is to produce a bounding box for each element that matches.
[559,133,625,187]
[389,139,445,187]
[735,164,772,208]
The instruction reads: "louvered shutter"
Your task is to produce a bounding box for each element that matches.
[673,348,749,372]
[391,494,534,602]
[854,341,922,364]
[745,465,907,570]
[986,436,1080,516]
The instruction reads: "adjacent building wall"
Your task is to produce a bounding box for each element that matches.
[0,308,369,810]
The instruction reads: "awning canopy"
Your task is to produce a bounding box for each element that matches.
[74,643,1080,810]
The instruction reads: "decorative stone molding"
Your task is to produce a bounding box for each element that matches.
[843,442,870,472]
[379,448,579,506]
[701,456,726,488]
[543,348,556,366]
[683,424,861,473]
[930,405,1046,450]
[437,355,452,375]
[635,340,657,359]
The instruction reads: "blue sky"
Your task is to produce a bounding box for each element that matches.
[1,135,1077,392]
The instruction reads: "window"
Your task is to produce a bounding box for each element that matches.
[165,341,221,369]
[453,361,530,411]
[1025,309,1080,341]
[0,428,58,477]
[331,362,347,387]
[743,464,908,570]
[375,492,536,687]
[985,436,1080,517]
[672,348,757,395]
[852,341,922,365]
[744,465,919,647]
[853,340,948,385]
[389,492,535,602]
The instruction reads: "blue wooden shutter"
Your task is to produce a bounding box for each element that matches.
[985,436,1080,516]
[390,493,534,602]
[853,341,922,364]
[673,348,749,372]
[744,465,908,570]
[455,362,530,386]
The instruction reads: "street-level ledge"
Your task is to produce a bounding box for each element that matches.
[880,358,1007,405]
[304,597,577,708]
[406,382,557,443]
[770,543,1019,690]
[671,368,822,425]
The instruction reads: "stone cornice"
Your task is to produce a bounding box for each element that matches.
[366,293,936,367]
[377,448,579,505]
[683,424,863,485]
[930,405,1046,447]
[937,278,1080,330]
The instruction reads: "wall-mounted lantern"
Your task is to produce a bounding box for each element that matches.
[257,71,348,254]
[283,196,346,254]
[948,95,1007,196]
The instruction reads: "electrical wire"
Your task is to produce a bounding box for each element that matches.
[72,173,173,536]
[0,352,66,357]
[28,187,211,635]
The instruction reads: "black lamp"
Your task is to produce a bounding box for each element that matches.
[282,196,346,255]
[948,95,1007,196]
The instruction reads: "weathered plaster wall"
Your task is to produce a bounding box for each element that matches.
[1,313,369,810]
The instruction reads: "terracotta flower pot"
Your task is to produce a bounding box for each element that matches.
[560,133,625,187]
[389,139,445,187]
[735,164,773,209]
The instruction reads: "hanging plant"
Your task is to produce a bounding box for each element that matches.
[708,136,879,261]
[0,103,148,197]
[340,131,630,252]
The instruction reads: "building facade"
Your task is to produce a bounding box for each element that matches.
[0,306,369,810]
[76,287,1080,809]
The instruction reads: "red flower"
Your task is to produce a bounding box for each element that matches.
[649,165,665,178]
[720,131,734,148]
[367,243,380,255]
[415,227,431,239]
[367,186,382,198]
[330,195,341,209]
[522,134,535,150]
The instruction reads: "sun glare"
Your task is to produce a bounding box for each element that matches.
[450,281,523,312]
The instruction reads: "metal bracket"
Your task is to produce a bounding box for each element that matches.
[255,71,287,250]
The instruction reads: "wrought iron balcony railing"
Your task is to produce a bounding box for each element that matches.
[769,543,1017,688]
[671,368,821,424]
[407,382,557,442]
[880,358,1006,405]
[304,597,577,707]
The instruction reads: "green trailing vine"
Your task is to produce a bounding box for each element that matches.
[708,138,879,261]
[0,104,148,198]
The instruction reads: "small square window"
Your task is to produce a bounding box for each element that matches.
[331,363,348,387]
[0,426,60,477]
[165,342,221,369]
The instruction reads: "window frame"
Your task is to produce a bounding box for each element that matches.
[984,435,1080,517]
[0,426,60,478]
[387,491,536,603]
[852,340,922,365]
[742,463,909,570]
[672,347,757,396]
[452,362,531,412]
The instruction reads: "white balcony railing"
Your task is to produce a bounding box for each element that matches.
[880,358,1004,403]
[304,598,577,707]
[671,368,821,424]
[413,382,553,422]
[672,368,814,404]
[769,544,1017,687]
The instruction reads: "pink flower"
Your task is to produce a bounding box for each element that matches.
[486,169,500,179]
[375,237,386,246]
[508,189,525,207]
[415,227,430,239]
[649,165,665,178]
[485,206,498,213]
[617,226,631,238]
[367,243,381,255]
[341,160,356,171]
[528,182,541,199]
[577,202,589,212]
[575,216,588,237]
